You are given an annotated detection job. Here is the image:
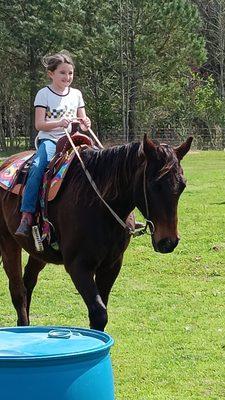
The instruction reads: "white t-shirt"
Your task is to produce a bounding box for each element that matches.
[34,86,85,141]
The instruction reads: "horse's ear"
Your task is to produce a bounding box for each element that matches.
[141,134,158,160]
[175,136,193,161]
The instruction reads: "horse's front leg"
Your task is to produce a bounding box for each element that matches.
[95,256,123,307]
[65,259,108,331]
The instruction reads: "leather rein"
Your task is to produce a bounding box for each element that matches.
[64,128,155,237]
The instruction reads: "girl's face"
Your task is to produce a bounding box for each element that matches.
[48,62,74,91]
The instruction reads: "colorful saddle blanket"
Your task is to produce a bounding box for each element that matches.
[0,151,34,192]
[0,150,76,246]
[0,151,75,201]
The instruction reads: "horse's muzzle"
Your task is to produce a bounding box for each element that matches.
[153,237,179,253]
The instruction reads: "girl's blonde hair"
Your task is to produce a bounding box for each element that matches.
[42,50,74,72]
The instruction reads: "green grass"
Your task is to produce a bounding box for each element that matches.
[1,151,225,399]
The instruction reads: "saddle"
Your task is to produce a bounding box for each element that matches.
[0,132,94,200]
[0,132,94,246]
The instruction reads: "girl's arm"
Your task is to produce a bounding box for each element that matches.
[35,107,70,131]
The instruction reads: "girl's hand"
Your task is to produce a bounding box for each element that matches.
[79,117,91,131]
[58,118,71,128]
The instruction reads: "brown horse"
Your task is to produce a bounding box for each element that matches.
[0,135,192,330]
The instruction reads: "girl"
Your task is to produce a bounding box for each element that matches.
[15,51,91,237]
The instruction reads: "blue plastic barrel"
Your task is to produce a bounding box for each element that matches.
[0,326,114,400]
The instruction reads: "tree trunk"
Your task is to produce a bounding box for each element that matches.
[218,2,225,100]
[92,69,102,140]
[29,46,38,149]
[119,0,127,141]
[128,6,137,142]
[0,105,6,151]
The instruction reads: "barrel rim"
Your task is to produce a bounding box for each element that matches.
[0,325,114,361]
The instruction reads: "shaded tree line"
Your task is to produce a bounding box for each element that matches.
[0,0,224,149]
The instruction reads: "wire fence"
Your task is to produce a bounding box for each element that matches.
[103,126,225,150]
[1,126,225,152]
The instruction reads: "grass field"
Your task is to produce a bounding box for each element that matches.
[0,150,225,399]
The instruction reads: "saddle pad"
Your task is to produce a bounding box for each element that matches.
[0,152,34,190]
[47,152,75,201]
[0,151,75,202]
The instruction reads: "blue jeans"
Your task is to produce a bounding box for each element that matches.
[21,139,56,213]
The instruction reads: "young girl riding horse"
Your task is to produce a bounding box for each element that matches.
[15,51,91,237]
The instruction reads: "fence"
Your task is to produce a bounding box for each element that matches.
[96,126,225,150]
[1,127,225,152]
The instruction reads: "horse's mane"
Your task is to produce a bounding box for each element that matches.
[67,142,142,204]
[64,140,179,204]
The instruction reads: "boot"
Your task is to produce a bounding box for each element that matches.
[15,212,33,238]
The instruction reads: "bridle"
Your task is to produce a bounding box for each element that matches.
[142,163,155,237]
[64,128,155,237]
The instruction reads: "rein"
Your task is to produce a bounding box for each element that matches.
[64,128,154,237]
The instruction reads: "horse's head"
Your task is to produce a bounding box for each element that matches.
[136,135,193,253]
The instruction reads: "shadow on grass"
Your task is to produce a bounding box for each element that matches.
[210,201,225,205]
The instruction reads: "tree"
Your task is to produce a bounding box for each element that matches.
[0,0,83,147]
[0,0,207,148]
[193,0,225,99]
[110,0,206,140]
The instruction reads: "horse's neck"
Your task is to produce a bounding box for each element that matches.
[100,142,143,216]
[68,143,143,218]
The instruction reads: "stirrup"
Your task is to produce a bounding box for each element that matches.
[134,221,145,229]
